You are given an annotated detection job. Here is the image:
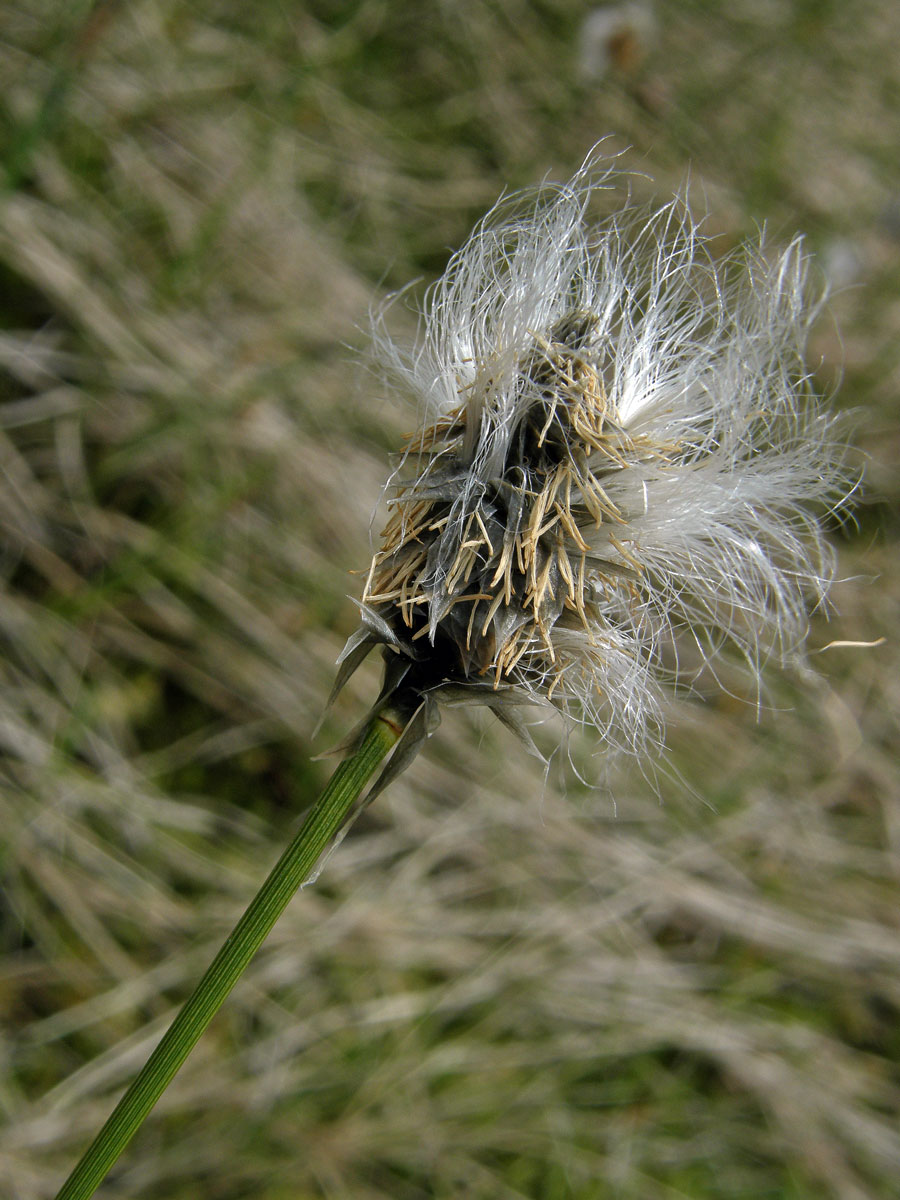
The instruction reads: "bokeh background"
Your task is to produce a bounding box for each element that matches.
[2,2,898,1197]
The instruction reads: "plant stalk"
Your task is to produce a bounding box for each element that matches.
[54,709,403,1200]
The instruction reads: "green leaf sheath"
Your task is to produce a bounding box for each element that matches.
[55,710,403,1200]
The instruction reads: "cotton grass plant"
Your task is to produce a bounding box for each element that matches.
[48,148,855,1199]
[344,153,849,771]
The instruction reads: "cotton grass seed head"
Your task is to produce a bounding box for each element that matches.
[335,151,851,771]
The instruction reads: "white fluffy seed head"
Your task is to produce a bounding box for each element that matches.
[341,149,852,765]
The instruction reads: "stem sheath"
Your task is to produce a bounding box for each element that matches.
[55,711,402,1200]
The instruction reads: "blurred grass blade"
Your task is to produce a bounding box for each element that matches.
[2,0,119,192]
[53,709,404,1200]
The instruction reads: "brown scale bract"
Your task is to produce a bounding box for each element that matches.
[362,314,674,699]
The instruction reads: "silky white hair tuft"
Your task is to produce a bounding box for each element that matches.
[337,149,852,769]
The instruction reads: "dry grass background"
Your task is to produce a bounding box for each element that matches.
[1,2,898,1197]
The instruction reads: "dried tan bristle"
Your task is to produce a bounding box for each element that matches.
[362,332,676,691]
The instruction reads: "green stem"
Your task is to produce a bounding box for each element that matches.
[55,710,403,1200]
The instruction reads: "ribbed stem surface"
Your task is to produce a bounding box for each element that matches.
[55,711,401,1200]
